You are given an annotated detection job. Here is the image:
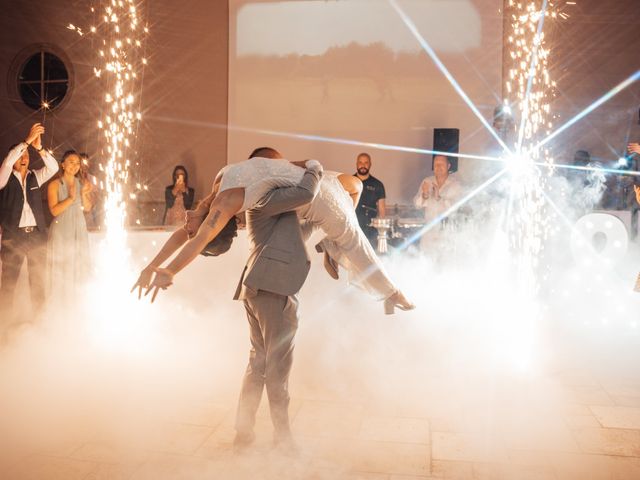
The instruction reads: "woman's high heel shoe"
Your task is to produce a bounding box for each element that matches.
[384,291,416,315]
[315,242,339,280]
[324,252,339,280]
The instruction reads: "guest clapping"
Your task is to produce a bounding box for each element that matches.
[413,155,463,252]
[80,152,104,229]
[163,165,194,226]
[47,150,92,303]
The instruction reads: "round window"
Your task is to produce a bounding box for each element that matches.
[18,51,69,110]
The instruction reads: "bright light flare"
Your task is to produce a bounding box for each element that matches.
[536,70,640,150]
[505,152,535,178]
[148,116,507,166]
[539,160,640,178]
[388,0,512,155]
[617,157,630,168]
[241,125,506,164]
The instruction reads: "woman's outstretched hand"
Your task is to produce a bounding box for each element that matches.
[131,266,155,300]
[144,268,174,303]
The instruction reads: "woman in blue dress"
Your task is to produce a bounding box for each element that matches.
[47,150,93,303]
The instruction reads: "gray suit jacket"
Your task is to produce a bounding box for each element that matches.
[234,166,323,300]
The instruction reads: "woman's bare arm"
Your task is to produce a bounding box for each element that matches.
[148,228,190,270]
[337,173,363,208]
[290,162,361,207]
[48,179,77,217]
[146,187,244,293]
[184,174,222,236]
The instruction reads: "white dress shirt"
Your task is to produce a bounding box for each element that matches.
[0,142,59,227]
[412,174,463,251]
[413,174,463,220]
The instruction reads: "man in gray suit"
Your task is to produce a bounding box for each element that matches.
[136,150,323,450]
[233,152,323,451]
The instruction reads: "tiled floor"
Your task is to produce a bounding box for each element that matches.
[2,237,640,479]
[3,371,640,479]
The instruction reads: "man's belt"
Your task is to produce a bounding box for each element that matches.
[18,226,37,233]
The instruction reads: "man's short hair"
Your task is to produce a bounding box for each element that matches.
[62,150,79,162]
[249,147,281,159]
[200,217,238,257]
[357,152,371,162]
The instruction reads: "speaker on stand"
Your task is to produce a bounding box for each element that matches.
[433,128,460,173]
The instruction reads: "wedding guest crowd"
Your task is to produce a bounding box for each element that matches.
[0,124,99,331]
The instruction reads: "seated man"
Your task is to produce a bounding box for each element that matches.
[412,154,463,253]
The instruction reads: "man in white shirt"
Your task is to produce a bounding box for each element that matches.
[0,123,59,321]
[413,154,463,253]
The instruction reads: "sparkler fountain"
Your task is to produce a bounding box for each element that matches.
[503,0,557,297]
[89,0,146,239]
[484,0,564,369]
[69,1,152,350]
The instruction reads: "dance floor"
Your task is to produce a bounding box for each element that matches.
[1,230,640,479]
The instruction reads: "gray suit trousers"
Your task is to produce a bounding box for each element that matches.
[235,290,299,438]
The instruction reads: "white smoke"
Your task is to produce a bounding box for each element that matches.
[1,181,639,477]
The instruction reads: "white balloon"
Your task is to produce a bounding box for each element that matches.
[571,213,628,268]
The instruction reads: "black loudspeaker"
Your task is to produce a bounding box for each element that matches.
[433,128,459,173]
